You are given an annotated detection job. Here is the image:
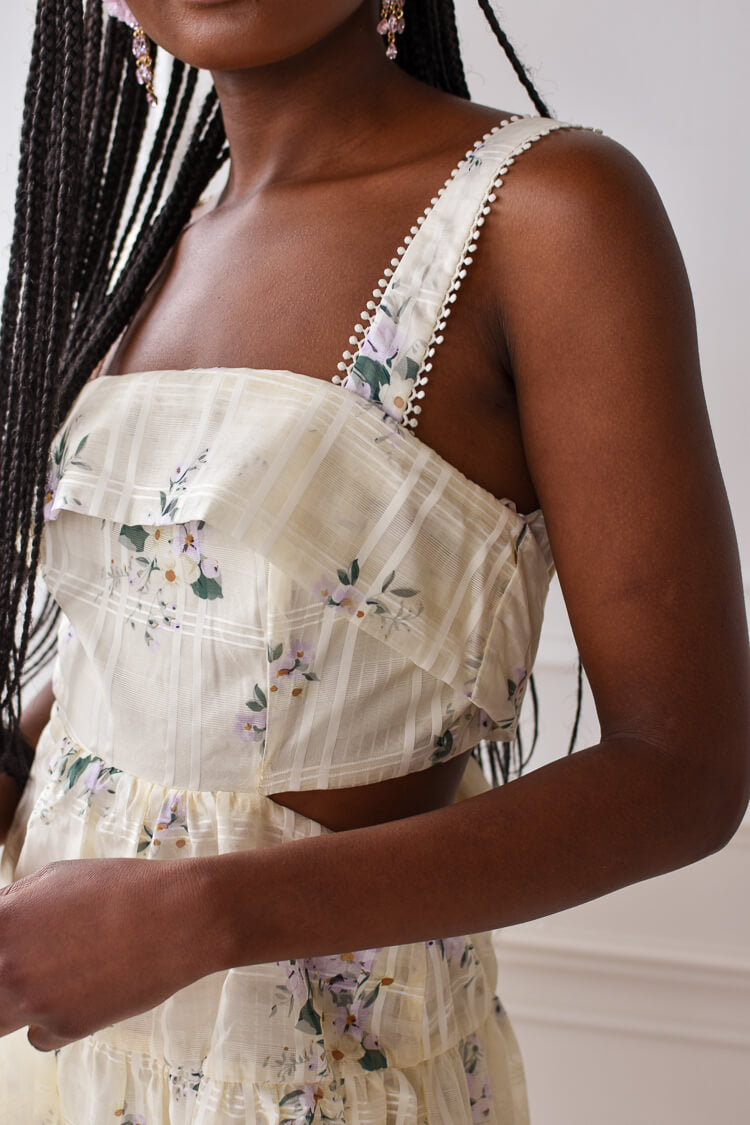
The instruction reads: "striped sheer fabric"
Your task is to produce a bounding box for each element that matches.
[0,116,584,1124]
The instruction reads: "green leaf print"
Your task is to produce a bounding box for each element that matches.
[381,570,395,592]
[245,700,265,712]
[119,524,149,553]
[74,434,88,457]
[432,729,454,762]
[336,568,349,586]
[390,587,418,598]
[361,982,381,1009]
[352,354,390,393]
[359,1047,388,1071]
[350,558,360,584]
[295,998,323,1037]
[190,573,223,601]
[268,642,283,663]
[255,684,268,707]
[302,672,319,682]
[405,356,420,383]
[65,755,94,790]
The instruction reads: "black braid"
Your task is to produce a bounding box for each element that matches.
[475,0,552,116]
[0,0,568,794]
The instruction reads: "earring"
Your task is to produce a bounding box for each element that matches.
[377,2,405,61]
[132,25,158,107]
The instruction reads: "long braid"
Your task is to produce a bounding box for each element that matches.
[1,0,569,792]
[475,0,552,117]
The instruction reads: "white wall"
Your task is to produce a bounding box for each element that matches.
[2,3,748,1123]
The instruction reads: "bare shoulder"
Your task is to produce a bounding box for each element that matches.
[503,123,655,196]
[480,122,694,365]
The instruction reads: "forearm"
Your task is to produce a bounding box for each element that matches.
[194,735,742,973]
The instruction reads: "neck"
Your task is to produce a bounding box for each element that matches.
[211,6,419,203]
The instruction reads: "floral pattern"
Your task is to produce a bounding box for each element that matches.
[103,515,222,649]
[278,1080,346,1125]
[137,793,189,854]
[166,1062,204,1103]
[235,639,319,748]
[461,1033,495,1123]
[270,950,389,1084]
[114,1107,145,1124]
[91,448,221,648]
[35,736,121,825]
[317,559,422,639]
[342,288,422,422]
[44,415,90,521]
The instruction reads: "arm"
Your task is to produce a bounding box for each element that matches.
[1,133,748,1049]
[184,131,750,962]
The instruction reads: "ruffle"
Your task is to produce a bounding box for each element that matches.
[0,999,528,1124]
[1,717,521,1113]
[44,367,552,736]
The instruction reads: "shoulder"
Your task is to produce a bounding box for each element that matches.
[477,121,691,354]
[483,121,675,257]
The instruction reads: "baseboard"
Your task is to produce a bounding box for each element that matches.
[494,928,750,1049]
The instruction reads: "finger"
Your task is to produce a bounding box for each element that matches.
[26,1025,73,1053]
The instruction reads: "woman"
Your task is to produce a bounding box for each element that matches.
[0,0,747,1121]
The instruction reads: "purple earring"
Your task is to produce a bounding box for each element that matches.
[377,1,406,61]
[131,25,158,107]
[103,2,158,107]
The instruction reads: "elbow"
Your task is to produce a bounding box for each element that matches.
[699,771,750,856]
[675,736,750,859]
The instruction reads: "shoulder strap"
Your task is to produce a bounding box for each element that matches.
[337,116,590,428]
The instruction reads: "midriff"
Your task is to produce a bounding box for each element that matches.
[269,750,472,832]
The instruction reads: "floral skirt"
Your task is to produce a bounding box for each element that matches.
[0,710,529,1125]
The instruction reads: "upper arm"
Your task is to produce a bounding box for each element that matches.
[488,129,749,828]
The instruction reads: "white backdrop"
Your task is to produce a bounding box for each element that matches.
[1,3,748,1123]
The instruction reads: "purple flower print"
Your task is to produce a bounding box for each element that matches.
[289,638,315,665]
[269,651,298,684]
[330,583,365,617]
[174,521,203,563]
[316,575,365,616]
[279,960,311,1007]
[307,950,379,979]
[82,761,106,792]
[342,373,372,400]
[443,936,468,960]
[156,793,186,829]
[170,462,190,485]
[234,709,267,742]
[201,557,220,579]
[43,472,59,522]
[360,314,407,366]
[315,575,336,603]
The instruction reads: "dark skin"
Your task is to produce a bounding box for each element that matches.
[0,0,747,1054]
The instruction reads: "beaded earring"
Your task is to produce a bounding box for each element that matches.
[377,1,405,60]
[103,2,158,107]
[131,25,158,107]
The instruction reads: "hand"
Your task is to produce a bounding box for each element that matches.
[0,857,222,1052]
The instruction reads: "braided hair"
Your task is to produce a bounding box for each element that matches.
[0,0,580,792]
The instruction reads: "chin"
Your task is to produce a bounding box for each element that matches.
[133,0,366,74]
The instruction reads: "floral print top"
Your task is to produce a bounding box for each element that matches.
[0,114,580,1125]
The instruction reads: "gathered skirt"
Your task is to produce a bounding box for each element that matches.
[0,708,529,1125]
